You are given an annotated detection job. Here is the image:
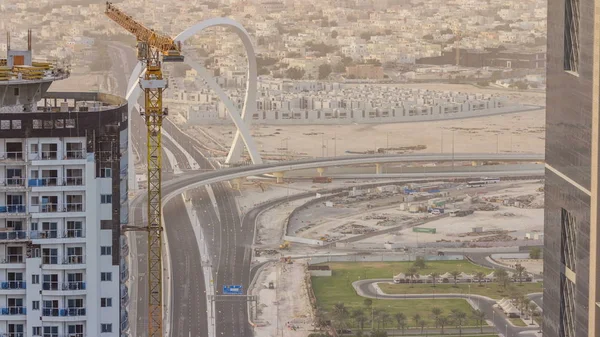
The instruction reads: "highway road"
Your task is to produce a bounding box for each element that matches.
[107,42,213,337]
[354,279,540,337]
[107,41,546,337]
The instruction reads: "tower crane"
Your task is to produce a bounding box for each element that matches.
[104,2,183,336]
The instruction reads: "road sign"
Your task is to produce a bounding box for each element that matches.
[223,285,243,295]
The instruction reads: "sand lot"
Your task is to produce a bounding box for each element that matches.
[179,83,545,159]
[190,108,545,159]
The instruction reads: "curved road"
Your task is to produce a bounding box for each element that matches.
[354,279,540,337]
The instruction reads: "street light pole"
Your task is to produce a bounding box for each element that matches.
[334,133,337,157]
[452,130,455,171]
[387,132,389,149]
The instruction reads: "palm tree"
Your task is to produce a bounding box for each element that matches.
[381,312,391,329]
[494,269,511,290]
[514,264,527,285]
[437,316,450,334]
[412,313,421,328]
[450,270,461,286]
[528,302,538,324]
[521,296,531,316]
[373,308,383,330]
[431,307,443,328]
[471,309,486,333]
[394,313,407,335]
[431,272,440,287]
[363,299,373,328]
[475,271,486,286]
[450,309,467,336]
[352,309,368,331]
[332,302,350,331]
[314,306,327,327]
[406,267,419,287]
[419,320,426,334]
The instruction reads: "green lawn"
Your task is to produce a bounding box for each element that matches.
[509,317,527,327]
[379,282,543,299]
[311,261,494,328]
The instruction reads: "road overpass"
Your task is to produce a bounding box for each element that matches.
[161,152,543,191]
[155,153,543,336]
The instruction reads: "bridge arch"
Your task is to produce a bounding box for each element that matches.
[127,18,263,166]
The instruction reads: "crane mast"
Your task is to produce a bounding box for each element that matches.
[105,2,183,336]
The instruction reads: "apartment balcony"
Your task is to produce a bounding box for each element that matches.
[0,231,29,242]
[29,177,85,191]
[42,307,86,322]
[0,255,26,268]
[0,306,26,316]
[65,150,86,160]
[41,256,85,270]
[41,281,86,295]
[0,152,26,164]
[31,230,86,244]
[0,281,26,296]
[0,178,28,192]
[0,281,25,290]
[30,203,85,218]
[0,205,27,219]
[31,150,86,166]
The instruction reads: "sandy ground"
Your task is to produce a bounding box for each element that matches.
[286,180,543,246]
[252,261,314,337]
[498,258,544,276]
[179,83,545,159]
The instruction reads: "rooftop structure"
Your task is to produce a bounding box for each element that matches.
[0,30,70,112]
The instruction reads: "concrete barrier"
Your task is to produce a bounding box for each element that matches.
[283,235,324,246]
[491,253,531,260]
[307,254,464,265]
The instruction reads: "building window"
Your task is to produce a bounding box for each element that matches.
[101,324,112,333]
[101,194,112,204]
[101,298,112,307]
[560,274,576,337]
[101,246,112,256]
[13,88,18,96]
[31,274,39,284]
[561,208,577,272]
[564,0,580,72]
[33,327,41,335]
[100,168,112,178]
[101,272,112,282]
[30,143,38,154]
[32,301,39,310]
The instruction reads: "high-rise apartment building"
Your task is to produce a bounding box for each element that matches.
[544,0,600,336]
[0,34,129,337]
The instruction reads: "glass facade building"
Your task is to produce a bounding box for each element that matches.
[544,0,600,336]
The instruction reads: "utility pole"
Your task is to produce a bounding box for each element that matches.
[321,134,325,158]
[386,132,389,149]
[452,130,455,171]
[496,134,499,153]
[334,133,337,157]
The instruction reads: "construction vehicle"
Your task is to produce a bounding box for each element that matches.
[105,3,184,336]
[280,256,293,264]
[312,176,333,183]
[279,241,291,250]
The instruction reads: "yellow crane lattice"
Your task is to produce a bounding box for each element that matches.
[105,2,184,337]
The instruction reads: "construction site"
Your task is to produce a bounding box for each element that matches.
[239,175,544,336]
